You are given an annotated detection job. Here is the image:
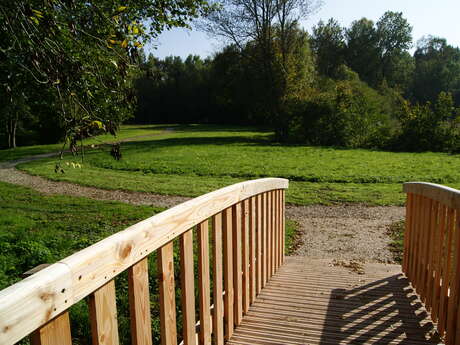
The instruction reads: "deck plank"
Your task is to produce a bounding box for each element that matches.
[228,257,441,345]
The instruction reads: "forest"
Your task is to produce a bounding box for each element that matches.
[1,1,459,153]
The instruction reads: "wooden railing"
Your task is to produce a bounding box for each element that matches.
[403,182,460,345]
[0,178,288,345]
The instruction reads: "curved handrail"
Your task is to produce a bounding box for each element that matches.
[0,177,288,345]
[403,182,460,210]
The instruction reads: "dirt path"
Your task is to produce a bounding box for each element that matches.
[0,149,404,264]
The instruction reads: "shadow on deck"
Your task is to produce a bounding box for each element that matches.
[228,256,441,345]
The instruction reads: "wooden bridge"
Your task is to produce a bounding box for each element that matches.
[0,179,459,345]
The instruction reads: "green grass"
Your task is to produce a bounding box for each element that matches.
[0,124,167,162]
[18,124,460,206]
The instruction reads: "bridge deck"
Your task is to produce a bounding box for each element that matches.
[228,256,441,345]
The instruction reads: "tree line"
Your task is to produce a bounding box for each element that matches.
[135,10,460,152]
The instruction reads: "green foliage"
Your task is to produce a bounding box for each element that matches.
[396,92,460,152]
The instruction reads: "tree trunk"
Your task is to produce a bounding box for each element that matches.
[6,117,17,149]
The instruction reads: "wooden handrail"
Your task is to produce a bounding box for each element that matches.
[0,178,288,345]
[403,182,460,345]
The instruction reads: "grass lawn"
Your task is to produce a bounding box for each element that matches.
[18,124,460,206]
[0,124,167,162]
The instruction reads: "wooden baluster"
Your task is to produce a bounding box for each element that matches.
[446,209,460,345]
[197,220,211,345]
[242,199,250,314]
[256,194,262,295]
[281,189,286,264]
[277,190,281,269]
[410,194,421,285]
[128,258,153,345]
[212,214,224,345]
[232,203,243,325]
[158,242,177,345]
[418,198,433,300]
[432,204,447,323]
[249,196,256,303]
[88,280,120,345]
[31,312,72,345]
[425,201,439,311]
[180,230,196,345]
[403,193,413,274]
[267,192,272,278]
[262,193,268,287]
[273,190,278,272]
[454,212,460,345]
[439,207,455,337]
[222,208,234,339]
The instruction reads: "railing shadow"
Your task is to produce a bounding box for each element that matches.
[319,274,441,344]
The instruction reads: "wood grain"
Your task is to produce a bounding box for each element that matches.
[30,312,72,345]
[179,230,196,345]
[256,194,262,295]
[128,258,152,345]
[249,196,256,303]
[158,242,177,345]
[233,203,243,326]
[197,221,211,345]
[222,207,234,339]
[242,199,250,314]
[212,214,224,345]
[88,280,120,345]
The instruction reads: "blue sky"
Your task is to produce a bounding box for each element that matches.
[147,0,460,59]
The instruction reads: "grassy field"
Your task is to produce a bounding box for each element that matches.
[0,124,166,162]
[18,124,460,206]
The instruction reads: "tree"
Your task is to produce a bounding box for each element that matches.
[311,18,345,78]
[412,36,460,105]
[0,0,211,150]
[199,0,320,125]
[375,11,413,86]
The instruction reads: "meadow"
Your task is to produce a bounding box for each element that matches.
[16,124,460,206]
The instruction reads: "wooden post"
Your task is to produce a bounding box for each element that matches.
[158,242,177,345]
[31,312,72,345]
[88,280,120,345]
[180,230,196,345]
[212,214,224,345]
[128,258,153,345]
[198,221,211,345]
[222,207,234,339]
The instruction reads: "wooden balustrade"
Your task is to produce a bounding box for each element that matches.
[0,178,288,345]
[403,182,460,345]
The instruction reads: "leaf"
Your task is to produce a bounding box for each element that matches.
[117,6,127,12]
[110,60,118,68]
[121,39,128,48]
[30,16,39,25]
[134,42,142,48]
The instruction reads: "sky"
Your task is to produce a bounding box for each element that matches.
[147,0,460,59]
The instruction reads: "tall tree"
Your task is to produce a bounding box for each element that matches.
[311,18,345,78]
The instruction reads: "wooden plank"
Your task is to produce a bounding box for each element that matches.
[212,214,224,345]
[262,193,268,287]
[242,199,250,314]
[282,190,285,263]
[446,209,460,345]
[438,207,455,336]
[403,182,460,210]
[249,196,256,303]
[179,230,196,345]
[425,200,439,311]
[276,190,281,269]
[454,213,460,345]
[267,192,272,278]
[128,258,153,345]
[402,193,413,274]
[197,221,211,345]
[233,203,243,325]
[88,280,120,345]
[158,242,177,345]
[417,198,432,300]
[30,312,72,345]
[432,204,447,323]
[256,194,262,295]
[222,207,234,339]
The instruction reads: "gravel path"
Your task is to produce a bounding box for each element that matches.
[287,204,404,263]
[0,150,404,264]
